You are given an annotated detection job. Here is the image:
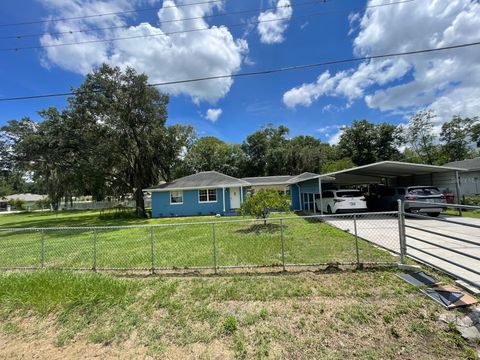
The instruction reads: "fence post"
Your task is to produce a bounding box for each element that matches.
[353,215,360,267]
[397,200,406,264]
[150,226,155,274]
[212,223,217,274]
[40,229,45,269]
[93,229,97,272]
[280,219,286,272]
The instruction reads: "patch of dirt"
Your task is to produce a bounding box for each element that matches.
[0,332,149,360]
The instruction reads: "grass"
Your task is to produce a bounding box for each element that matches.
[0,210,395,269]
[445,209,480,219]
[0,270,478,359]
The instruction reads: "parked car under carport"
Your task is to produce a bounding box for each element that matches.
[310,161,466,215]
[367,186,447,216]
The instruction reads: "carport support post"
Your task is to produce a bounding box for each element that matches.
[455,171,462,217]
[397,200,406,264]
[318,177,324,215]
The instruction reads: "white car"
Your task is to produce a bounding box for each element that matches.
[316,190,368,214]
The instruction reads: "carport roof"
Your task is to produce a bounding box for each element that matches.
[316,161,467,185]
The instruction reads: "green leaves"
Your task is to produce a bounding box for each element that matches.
[239,189,290,220]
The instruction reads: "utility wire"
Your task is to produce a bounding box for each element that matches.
[0,40,478,102]
[0,0,325,40]
[1,0,414,52]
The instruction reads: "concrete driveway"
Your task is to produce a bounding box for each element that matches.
[325,214,480,286]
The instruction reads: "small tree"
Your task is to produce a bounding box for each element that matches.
[239,189,290,224]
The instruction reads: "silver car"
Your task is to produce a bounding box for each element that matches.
[376,186,447,217]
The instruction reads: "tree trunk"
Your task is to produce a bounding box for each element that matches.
[135,188,145,218]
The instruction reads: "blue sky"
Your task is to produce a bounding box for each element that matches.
[1,0,479,143]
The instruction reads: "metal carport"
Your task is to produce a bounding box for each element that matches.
[313,161,467,215]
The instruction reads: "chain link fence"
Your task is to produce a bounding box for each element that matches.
[0,213,401,272]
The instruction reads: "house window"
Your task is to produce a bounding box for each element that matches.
[199,189,217,203]
[170,191,183,204]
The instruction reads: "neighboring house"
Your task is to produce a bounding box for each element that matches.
[443,157,480,196]
[144,171,330,218]
[3,193,48,210]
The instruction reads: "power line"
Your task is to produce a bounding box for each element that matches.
[1,0,414,52]
[0,0,323,41]
[0,40,478,102]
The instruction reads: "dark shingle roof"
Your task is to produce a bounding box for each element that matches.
[241,175,295,186]
[144,171,249,191]
[443,157,480,170]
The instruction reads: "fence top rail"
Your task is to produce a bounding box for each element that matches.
[0,211,398,231]
[405,200,480,211]
[406,212,480,229]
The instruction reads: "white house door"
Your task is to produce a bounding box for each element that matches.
[229,187,241,209]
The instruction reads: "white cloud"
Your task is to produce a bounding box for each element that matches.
[317,124,340,135]
[282,0,480,123]
[257,0,292,44]
[283,59,411,109]
[39,0,248,103]
[327,128,344,146]
[205,108,222,122]
[316,124,345,145]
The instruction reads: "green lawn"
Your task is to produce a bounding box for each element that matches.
[0,270,478,359]
[0,210,396,270]
[445,209,480,219]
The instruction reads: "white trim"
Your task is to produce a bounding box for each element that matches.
[240,186,243,203]
[169,190,184,205]
[318,177,323,215]
[198,188,218,203]
[222,187,226,212]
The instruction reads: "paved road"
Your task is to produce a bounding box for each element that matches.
[326,214,480,286]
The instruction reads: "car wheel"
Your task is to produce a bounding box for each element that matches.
[327,205,332,214]
[427,212,440,217]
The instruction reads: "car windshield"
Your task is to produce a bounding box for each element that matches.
[408,187,441,196]
[336,191,362,198]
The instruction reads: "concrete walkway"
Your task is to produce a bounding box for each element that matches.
[326,214,480,286]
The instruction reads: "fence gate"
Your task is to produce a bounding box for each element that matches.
[402,201,480,286]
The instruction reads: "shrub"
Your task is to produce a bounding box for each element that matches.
[239,189,290,224]
[8,199,25,210]
[462,196,480,206]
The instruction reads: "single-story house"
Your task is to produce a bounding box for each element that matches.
[145,161,469,218]
[144,171,333,218]
[2,193,48,210]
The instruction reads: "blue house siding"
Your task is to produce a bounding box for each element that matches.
[290,184,300,210]
[151,188,233,217]
[298,178,320,193]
